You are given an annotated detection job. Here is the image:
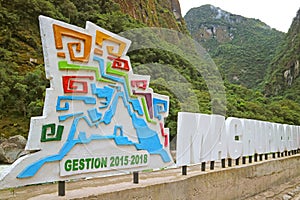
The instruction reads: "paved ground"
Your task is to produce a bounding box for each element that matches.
[2,171,300,200]
[245,175,300,200]
[1,166,183,199]
[1,154,300,200]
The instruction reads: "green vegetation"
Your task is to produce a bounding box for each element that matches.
[115,0,188,34]
[226,83,300,125]
[0,0,144,138]
[1,1,300,141]
[264,9,300,98]
[184,4,284,89]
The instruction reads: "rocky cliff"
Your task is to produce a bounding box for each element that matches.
[265,8,300,98]
[113,0,187,33]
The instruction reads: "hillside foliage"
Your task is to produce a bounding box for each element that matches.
[184,4,285,89]
[264,8,300,99]
[1,1,300,140]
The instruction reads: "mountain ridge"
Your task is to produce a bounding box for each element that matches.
[114,0,187,33]
[0,0,184,138]
[1,1,300,140]
[264,8,300,99]
[184,4,285,89]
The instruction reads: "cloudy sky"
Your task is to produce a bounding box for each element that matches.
[178,0,300,32]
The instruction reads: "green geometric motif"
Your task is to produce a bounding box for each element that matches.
[41,123,64,142]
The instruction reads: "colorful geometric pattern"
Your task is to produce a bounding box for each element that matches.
[0,16,173,189]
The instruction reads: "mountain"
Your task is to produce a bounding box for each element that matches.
[264,8,300,100]
[184,4,285,89]
[0,0,185,66]
[114,0,187,33]
[1,0,300,141]
[0,0,184,138]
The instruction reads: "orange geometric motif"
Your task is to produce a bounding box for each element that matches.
[53,24,92,62]
[94,48,103,56]
[95,30,126,57]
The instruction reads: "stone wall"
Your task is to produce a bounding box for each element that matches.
[84,155,300,200]
[4,154,300,199]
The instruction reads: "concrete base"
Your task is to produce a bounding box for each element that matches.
[1,154,300,199]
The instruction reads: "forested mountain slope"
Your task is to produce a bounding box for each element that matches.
[184,4,284,89]
[1,1,300,140]
[265,8,300,100]
[114,0,187,33]
[0,0,183,138]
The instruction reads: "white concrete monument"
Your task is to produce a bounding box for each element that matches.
[0,16,173,189]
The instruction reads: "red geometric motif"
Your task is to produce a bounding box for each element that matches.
[62,76,94,93]
[131,80,147,90]
[160,122,168,147]
[112,58,130,71]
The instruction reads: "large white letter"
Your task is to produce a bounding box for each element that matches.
[264,122,273,153]
[277,124,285,152]
[255,121,267,154]
[284,125,292,151]
[291,125,298,150]
[243,119,255,156]
[176,112,201,166]
[226,117,243,159]
[269,123,278,153]
[297,126,300,149]
[202,114,226,161]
